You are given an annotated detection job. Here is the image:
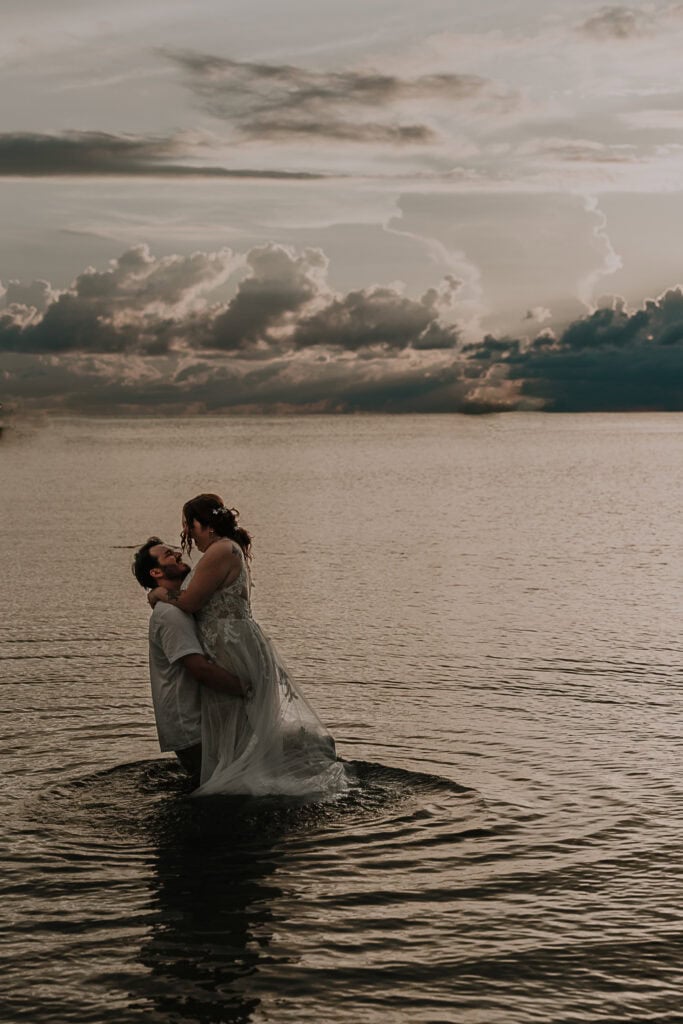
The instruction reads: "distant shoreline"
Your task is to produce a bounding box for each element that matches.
[3,406,683,424]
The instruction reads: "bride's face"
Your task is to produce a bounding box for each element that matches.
[182,515,212,551]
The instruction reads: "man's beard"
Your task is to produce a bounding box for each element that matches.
[162,562,190,581]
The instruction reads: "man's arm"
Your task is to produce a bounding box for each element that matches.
[149,544,242,613]
[180,654,244,696]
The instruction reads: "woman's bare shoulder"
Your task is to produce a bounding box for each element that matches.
[200,538,243,565]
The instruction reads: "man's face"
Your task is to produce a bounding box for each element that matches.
[149,544,190,583]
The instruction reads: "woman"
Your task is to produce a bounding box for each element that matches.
[148,493,347,798]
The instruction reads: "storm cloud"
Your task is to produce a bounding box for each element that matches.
[1,347,483,415]
[290,277,461,352]
[466,289,683,411]
[205,246,329,351]
[0,243,464,359]
[4,243,683,414]
[0,245,240,354]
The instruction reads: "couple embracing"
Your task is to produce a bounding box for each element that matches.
[133,493,347,798]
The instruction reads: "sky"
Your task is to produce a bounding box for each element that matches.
[2,0,683,413]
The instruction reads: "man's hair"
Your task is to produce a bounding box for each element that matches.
[132,536,163,590]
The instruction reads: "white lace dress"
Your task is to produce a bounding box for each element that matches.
[185,554,348,798]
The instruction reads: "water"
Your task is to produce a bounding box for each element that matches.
[2,413,683,1023]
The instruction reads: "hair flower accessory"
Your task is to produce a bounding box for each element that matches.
[212,505,230,516]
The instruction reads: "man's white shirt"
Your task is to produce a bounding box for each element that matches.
[148,603,203,752]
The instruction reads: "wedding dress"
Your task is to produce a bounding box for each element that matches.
[185,553,348,798]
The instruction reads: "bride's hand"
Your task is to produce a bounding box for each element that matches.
[147,587,169,608]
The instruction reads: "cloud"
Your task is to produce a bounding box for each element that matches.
[204,247,462,355]
[0,244,240,354]
[1,279,57,312]
[0,241,491,413]
[465,288,683,411]
[290,277,461,351]
[0,131,324,179]
[620,109,683,131]
[577,195,623,310]
[578,6,650,41]
[5,244,683,415]
[524,306,552,325]
[166,50,510,145]
[0,242,464,359]
[1,347,487,415]
[205,245,329,351]
[516,137,638,164]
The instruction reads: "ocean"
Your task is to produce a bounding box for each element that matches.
[2,412,683,1023]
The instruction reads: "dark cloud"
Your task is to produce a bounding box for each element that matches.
[0,131,324,179]
[205,245,327,351]
[0,349,487,415]
[0,243,481,413]
[237,120,434,144]
[202,250,462,355]
[0,245,238,354]
[291,280,461,351]
[466,290,683,411]
[511,344,683,412]
[463,335,521,360]
[6,241,683,415]
[166,51,506,144]
[579,6,648,40]
[164,357,475,414]
[0,243,462,359]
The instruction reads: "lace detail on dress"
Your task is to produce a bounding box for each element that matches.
[192,561,255,697]
[196,560,251,624]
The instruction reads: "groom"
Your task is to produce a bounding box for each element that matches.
[132,537,243,783]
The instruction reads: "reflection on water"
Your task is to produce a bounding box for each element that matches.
[134,768,281,1024]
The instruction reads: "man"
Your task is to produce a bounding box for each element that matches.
[132,536,243,784]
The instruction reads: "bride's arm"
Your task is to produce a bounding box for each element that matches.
[149,544,241,613]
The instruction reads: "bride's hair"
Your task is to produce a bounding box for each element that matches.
[181,493,253,559]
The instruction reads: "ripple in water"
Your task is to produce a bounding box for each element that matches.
[3,760,491,1024]
[7,759,682,1023]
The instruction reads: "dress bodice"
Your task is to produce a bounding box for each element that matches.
[186,558,252,662]
[196,559,252,625]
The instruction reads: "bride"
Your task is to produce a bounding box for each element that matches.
[148,493,348,798]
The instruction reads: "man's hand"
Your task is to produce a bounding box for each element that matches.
[181,654,245,696]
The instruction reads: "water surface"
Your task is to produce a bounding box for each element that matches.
[2,413,683,1022]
